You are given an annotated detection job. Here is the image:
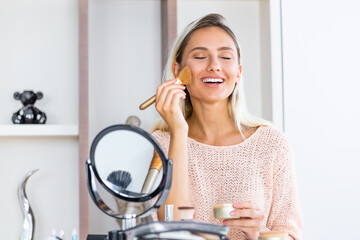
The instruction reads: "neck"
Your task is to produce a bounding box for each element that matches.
[187,99,239,142]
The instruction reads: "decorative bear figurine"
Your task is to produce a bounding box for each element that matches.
[12,90,47,124]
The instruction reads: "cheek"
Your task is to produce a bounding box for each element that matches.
[185,84,194,94]
[185,84,198,98]
[225,64,241,78]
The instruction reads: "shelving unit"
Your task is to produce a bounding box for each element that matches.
[0,0,80,238]
[0,124,78,136]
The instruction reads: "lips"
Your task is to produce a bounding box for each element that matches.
[202,78,224,83]
[201,77,225,87]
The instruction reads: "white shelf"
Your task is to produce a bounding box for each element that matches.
[0,124,79,136]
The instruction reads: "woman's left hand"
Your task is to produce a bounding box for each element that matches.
[223,202,264,240]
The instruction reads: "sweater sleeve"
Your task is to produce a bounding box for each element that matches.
[266,134,303,239]
[151,130,170,157]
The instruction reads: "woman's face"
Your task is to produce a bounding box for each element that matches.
[174,26,242,104]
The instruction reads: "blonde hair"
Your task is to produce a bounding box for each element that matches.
[152,14,271,133]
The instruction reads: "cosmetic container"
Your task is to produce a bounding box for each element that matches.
[213,204,238,219]
[72,228,78,240]
[258,231,291,240]
[165,205,173,221]
[177,206,195,221]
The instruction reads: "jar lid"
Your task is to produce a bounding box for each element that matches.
[213,203,234,208]
[258,231,290,240]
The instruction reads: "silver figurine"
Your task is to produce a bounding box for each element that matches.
[18,169,39,240]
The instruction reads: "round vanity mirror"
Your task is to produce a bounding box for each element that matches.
[86,125,229,240]
[86,124,172,220]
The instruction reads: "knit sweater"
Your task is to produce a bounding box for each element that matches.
[152,126,302,240]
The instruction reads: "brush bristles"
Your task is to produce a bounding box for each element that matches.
[106,170,132,189]
[178,66,192,85]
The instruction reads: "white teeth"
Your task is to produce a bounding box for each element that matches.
[202,78,223,83]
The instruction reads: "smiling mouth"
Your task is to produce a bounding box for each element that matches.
[202,78,224,83]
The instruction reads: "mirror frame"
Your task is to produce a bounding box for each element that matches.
[86,124,173,219]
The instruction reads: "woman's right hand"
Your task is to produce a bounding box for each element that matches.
[155,79,188,134]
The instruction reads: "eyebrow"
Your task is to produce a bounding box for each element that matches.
[189,46,235,53]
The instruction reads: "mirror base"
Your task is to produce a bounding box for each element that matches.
[109,230,126,240]
[86,234,108,240]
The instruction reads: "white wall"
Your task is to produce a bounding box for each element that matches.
[0,0,79,239]
[89,0,162,138]
[282,0,360,238]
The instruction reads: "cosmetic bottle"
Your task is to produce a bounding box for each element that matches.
[72,228,78,240]
[165,205,173,222]
[45,229,56,240]
[46,229,63,240]
[58,229,64,239]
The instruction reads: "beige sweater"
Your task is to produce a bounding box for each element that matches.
[152,126,302,240]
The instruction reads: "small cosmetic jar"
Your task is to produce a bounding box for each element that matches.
[213,204,238,220]
[258,231,291,240]
[177,206,195,221]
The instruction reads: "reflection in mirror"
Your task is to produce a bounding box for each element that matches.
[94,173,159,227]
[113,198,156,228]
[94,129,163,196]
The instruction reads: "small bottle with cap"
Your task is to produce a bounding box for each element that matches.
[164,205,173,222]
[72,228,78,240]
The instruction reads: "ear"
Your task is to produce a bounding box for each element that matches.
[36,91,43,100]
[14,92,21,100]
[172,62,181,78]
[235,65,243,84]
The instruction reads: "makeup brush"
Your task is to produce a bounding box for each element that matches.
[106,170,132,190]
[139,66,192,110]
[141,152,162,193]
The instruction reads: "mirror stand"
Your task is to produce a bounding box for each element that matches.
[121,215,136,230]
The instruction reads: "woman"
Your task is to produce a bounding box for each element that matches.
[151,14,302,240]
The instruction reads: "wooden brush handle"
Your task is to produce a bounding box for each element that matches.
[149,153,162,171]
[139,66,191,110]
[139,94,156,110]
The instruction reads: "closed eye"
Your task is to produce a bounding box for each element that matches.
[194,56,206,59]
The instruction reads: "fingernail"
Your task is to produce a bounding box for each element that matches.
[222,220,228,225]
[230,211,236,216]
[233,203,239,208]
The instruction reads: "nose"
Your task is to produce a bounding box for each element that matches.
[206,57,222,72]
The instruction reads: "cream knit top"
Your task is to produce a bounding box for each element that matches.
[152,126,302,240]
